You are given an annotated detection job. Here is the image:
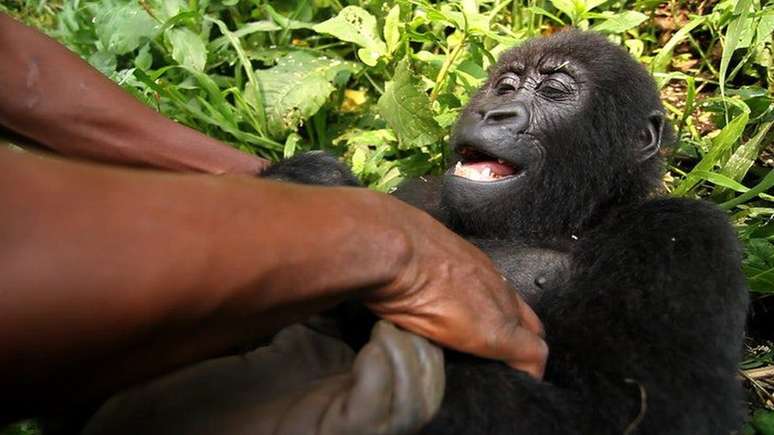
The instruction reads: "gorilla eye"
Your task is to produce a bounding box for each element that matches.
[537,79,572,99]
[494,74,520,96]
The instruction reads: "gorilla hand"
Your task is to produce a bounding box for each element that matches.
[82,320,443,435]
[262,151,361,186]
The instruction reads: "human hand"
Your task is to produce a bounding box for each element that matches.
[82,320,444,435]
[364,195,548,379]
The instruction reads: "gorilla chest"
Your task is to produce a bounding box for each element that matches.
[472,240,571,306]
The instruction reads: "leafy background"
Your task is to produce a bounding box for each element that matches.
[1,0,773,432]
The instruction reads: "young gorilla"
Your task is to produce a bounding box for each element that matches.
[266,31,749,434]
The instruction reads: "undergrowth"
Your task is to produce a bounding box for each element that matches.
[1,0,773,432]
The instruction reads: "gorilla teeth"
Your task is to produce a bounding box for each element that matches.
[454,161,503,181]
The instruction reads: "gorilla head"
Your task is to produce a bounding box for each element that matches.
[444,31,673,240]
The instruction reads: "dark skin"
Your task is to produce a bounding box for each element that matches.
[0,13,266,175]
[0,13,547,423]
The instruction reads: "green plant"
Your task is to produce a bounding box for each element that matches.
[1,2,773,431]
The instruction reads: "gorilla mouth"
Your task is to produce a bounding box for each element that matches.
[452,147,521,182]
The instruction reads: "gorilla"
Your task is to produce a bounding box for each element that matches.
[264,30,749,434]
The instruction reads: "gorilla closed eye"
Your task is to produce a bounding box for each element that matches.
[537,79,571,99]
[495,74,520,95]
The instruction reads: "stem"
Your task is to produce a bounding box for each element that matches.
[430,34,467,103]
[364,71,384,95]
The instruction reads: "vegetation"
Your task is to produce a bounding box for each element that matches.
[1,0,772,432]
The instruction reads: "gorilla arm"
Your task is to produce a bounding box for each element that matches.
[426,198,748,435]
[0,13,267,175]
[0,148,545,422]
[538,198,748,434]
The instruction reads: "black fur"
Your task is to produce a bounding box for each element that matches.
[261,151,360,187]
[265,30,748,435]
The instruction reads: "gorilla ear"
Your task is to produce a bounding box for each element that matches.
[638,111,664,162]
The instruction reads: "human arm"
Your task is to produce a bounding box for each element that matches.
[0,13,267,175]
[0,147,545,421]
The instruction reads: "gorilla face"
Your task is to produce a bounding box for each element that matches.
[442,31,668,240]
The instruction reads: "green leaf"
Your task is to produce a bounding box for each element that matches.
[752,409,774,433]
[743,240,774,294]
[719,0,753,97]
[690,170,749,193]
[525,6,566,25]
[673,100,750,196]
[721,120,773,182]
[384,5,401,56]
[148,0,185,21]
[550,0,579,22]
[166,28,206,72]
[582,0,607,12]
[134,43,153,71]
[351,147,367,175]
[592,11,647,33]
[374,166,404,192]
[756,11,774,47]
[720,167,774,210]
[264,5,316,30]
[650,16,705,74]
[0,419,41,435]
[205,16,267,135]
[334,129,397,147]
[377,59,444,150]
[251,52,359,139]
[88,51,117,76]
[313,6,386,66]
[94,2,160,55]
[209,20,305,52]
[283,132,301,158]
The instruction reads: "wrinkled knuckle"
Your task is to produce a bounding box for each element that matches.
[534,337,549,363]
[486,318,521,353]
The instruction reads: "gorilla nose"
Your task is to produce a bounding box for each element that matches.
[482,103,530,133]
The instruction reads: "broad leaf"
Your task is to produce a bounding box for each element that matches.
[438,2,490,33]
[313,6,386,66]
[384,5,401,56]
[167,28,207,72]
[94,1,159,54]
[592,11,647,33]
[377,59,444,150]
[88,51,117,76]
[147,0,185,21]
[582,0,607,12]
[251,52,359,139]
[550,0,579,22]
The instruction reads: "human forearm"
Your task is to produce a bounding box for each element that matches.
[0,148,405,417]
[0,13,267,175]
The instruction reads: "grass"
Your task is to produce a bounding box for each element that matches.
[1,0,773,432]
